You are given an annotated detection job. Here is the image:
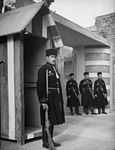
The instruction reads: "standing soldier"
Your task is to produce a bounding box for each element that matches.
[37,48,65,149]
[94,72,108,114]
[0,0,3,13]
[66,73,81,115]
[79,72,95,115]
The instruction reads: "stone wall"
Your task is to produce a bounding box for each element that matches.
[95,13,115,110]
[95,13,115,54]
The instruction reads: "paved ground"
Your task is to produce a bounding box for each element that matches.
[1,110,115,150]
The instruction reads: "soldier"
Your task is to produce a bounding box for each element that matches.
[66,73,81,115]
[79,72,95,115]
[0,0,3,13]
[94,72,108,114]
[37,48,65,149]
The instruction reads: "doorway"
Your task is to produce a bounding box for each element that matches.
[24,33,47,134]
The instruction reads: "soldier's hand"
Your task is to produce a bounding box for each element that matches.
[94,95,97,98]
[42,103,48,110]
[68,95,71,98]
[104,94,107,98]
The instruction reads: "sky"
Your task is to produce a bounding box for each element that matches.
[50,0,115,27]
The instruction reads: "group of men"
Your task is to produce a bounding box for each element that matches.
[36,47,108,149]
[66,71,108,116]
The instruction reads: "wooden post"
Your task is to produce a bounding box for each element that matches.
[20,33,25,145]
[0,77,1,148]
[0,60,6,148]
[14,33,25,144]
[110,43,113,112]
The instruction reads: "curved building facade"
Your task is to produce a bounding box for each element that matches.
[85,47,110,101]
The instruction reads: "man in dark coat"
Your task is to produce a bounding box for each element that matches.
[94,72,108,114]
[0,0,3,13]
[37,48,65,149]
[66,73,81,115]
[79,72,95,115]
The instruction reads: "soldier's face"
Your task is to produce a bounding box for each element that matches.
[71,75,74,79]
[85,75,89,79]
[98,74,102,79]
[47,55,56,65]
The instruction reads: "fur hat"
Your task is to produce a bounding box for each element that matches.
[46,48,58,56]
[84,72,89,76]
[69,73,74,77]
[97,72,102,76]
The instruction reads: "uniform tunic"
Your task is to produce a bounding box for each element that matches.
[79,79,93,107]
[37,62,65,126]
[66,79,80,107]
[94,78,108,108]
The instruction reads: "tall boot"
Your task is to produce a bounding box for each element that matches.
[50,125,61,147]
[70,107,73,115]
[49,125,54,139]
[98,108,101,114]
[85,106,89,115]
[75,107,82,115]
[102,107,107,114]
[42,126,49,148]
[91,107,96,115]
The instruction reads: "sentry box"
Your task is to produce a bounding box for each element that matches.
[0,1,62,144]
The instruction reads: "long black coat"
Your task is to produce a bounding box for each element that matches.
[94,78,108,108]
[66,79,80,107]
[79,79,93,107]
[37,62,65,126]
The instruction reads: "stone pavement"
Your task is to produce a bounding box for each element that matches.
[1,110,115,150]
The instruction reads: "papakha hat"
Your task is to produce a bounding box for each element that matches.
[69,73,74,77]
[46,48,59,56]
[97,72,102,76]
[84,72,89,76]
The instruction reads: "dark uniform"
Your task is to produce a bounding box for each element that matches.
[94,72,108,114]
[79,72,94,115]
[66,73,81,115]
[0,0,3,13]
[37,48,65,148]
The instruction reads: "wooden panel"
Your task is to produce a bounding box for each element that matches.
[0,37,9,138]
[14,33,24,141]
[7,35,15,140]
[0,37,7,62]
[32,11,42,37]
[0,77,8,138]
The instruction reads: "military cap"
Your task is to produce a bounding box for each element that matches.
[69,73,74,77]
[97,72,102,76]
[46,48,58,56]
[84,72,89,76]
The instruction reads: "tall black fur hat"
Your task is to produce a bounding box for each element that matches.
[46,48,59,56]
[84,72,89,76]
[97,72,102,76]
[69,73,74,77]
